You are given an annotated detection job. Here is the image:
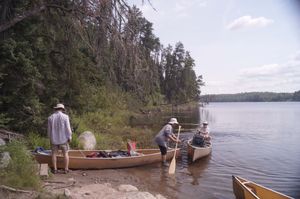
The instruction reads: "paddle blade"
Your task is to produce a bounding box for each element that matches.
[168,156,176,174]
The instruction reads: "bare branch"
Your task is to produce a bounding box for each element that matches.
[0,5,46,33]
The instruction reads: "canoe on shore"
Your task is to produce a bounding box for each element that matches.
[232,176,293,199]
[187,139,212,162]
[33,148,180,169]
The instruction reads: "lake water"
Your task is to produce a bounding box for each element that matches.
[121,102,300,198]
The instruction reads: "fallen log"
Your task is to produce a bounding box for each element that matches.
[0,185,32,193]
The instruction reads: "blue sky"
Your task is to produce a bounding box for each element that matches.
[132,0,300,94]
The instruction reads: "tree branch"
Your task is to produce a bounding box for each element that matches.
[0,5,46,33]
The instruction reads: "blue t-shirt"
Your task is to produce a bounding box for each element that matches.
[154,124,173,147]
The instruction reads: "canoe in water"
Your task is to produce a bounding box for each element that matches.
[187,139,212,162]
[33,148,179,169]
[232,176,294,199]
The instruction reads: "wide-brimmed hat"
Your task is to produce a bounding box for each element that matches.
[53,103,65,110]
[202,121,208,125]
[168,118,179,125]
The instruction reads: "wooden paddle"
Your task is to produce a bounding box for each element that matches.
[168,125,181,175]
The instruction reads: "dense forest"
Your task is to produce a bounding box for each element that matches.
[0,0,204,134]
[201,91,300,102]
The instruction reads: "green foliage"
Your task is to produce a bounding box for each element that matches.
[0,38,44,132]
[121,127,157,148]
[202,92,294,102]
[69,132,79,149]
[26,132,50,149]
[0,0,202,136]
[94,133,125,150]
[293,90,300,101]
[0,140,40,189]
[161,42,202,104]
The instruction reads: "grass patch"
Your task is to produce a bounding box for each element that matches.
[27,132,50,149]
[0,140,40,190]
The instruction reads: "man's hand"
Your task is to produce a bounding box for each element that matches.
[67,138,71,143]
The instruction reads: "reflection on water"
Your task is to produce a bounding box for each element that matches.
[121,102,300,199]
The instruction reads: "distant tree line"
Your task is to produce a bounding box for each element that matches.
[201,91,300,102]
[0,0,204,133]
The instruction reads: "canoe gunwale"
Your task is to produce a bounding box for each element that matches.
[33,148,180,169]
[187,139,212,162]
[32,148,178,160]
[232,175,294,199]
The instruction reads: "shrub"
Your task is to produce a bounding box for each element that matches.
[27,132,50,149]
[0,140,40,189]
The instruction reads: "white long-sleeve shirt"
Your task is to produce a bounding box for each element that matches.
[48,111,72,145]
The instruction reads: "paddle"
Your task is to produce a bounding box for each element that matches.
[168,125,181,175]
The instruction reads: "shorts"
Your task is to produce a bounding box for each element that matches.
[158,145,167,155]
[51,143,69,154]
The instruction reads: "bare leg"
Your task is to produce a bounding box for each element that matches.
[51,150,57,171]
[63,151,69,172]
[162,155,167,163]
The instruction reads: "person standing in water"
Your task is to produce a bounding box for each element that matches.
[154,118,181,166]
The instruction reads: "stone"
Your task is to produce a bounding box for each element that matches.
[39,163,49,177]
[0,138,5,146]
[64,188,71,197]
[117,184,139,192]
[78,131,96,150]
[68,178,75,182]
[155,194,167,199]
[0,152,11,169]
[126,192,157,199]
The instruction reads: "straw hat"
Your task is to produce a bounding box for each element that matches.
[202,121,208,125]
[53,103,65,110]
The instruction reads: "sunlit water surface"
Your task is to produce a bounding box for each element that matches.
[118,102,300,199]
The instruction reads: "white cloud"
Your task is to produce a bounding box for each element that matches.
[227,16,274,30]
[203,51,300,94]
[240,64,282,77]
[174,0,207,17]
[237,51,300,92]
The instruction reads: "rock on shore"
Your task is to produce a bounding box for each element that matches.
[65,183,166,199]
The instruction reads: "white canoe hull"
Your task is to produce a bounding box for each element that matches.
[187,139,212,162]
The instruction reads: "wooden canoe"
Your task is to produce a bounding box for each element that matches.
[187,139,212,162]
[232,176,294,199]
[33,148,180,169]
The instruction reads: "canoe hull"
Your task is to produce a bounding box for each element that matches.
[33,148,180,169]
[232,176,293,199]
[187,139,212,162]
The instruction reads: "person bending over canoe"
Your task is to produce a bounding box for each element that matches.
[154,118,181,166]
[48,103,72,174]
[192,121,211,146]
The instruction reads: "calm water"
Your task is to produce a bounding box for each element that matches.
[121,102,300,198]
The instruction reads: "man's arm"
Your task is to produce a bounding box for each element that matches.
[65,116,72,142]
[168,134,181,143]
[47,118,52,141]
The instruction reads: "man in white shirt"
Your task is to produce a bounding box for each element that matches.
[198,121,211,142]
[192,121,211,146]
[48,103,72,174]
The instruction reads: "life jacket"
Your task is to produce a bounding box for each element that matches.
[192,134,205,146]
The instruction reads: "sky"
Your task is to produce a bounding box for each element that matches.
[131,0,300,94]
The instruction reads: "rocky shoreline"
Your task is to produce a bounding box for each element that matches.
[43,169,168,199]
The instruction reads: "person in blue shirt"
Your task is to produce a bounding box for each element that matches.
[154,118,181,166]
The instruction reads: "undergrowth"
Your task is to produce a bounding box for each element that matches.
[0,140,40,190]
